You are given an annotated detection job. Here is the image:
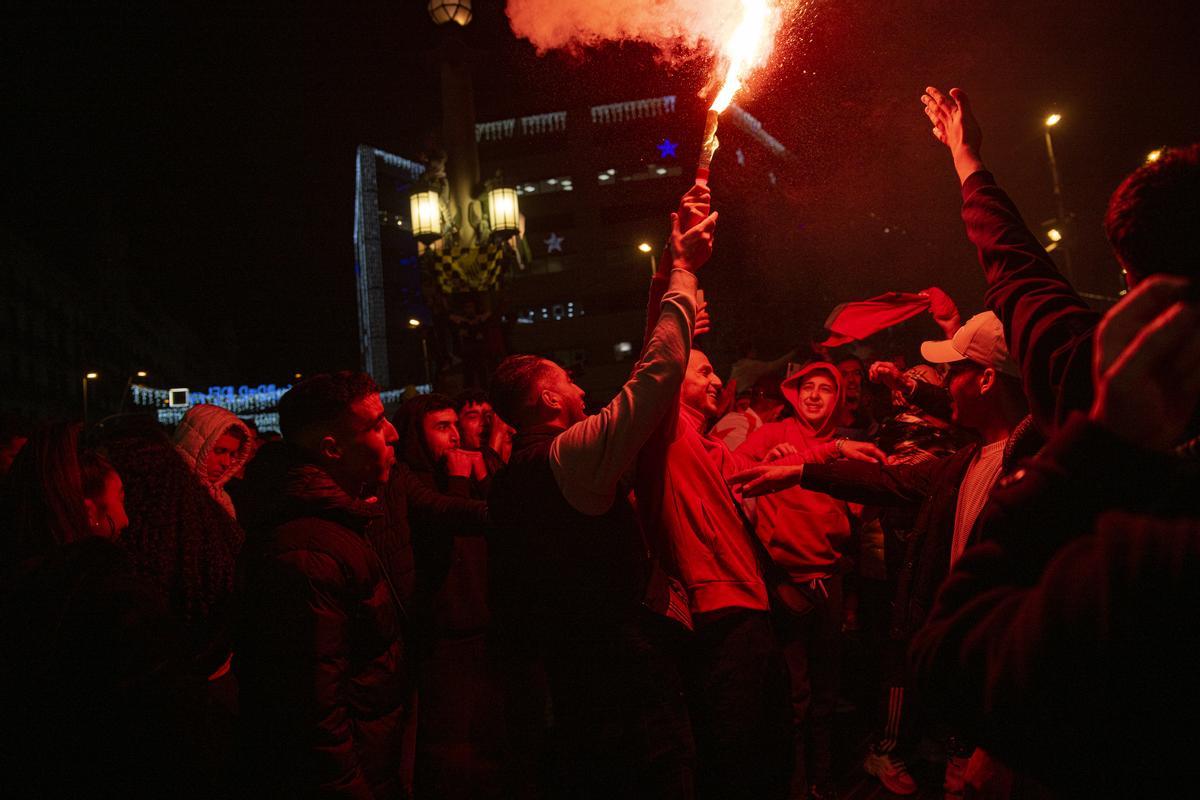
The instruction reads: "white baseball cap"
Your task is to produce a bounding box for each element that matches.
[920,311,1019,376]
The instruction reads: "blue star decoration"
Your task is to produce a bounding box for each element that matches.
[735,148,746,166]
[544,232,564,253]
[656,138,678,159]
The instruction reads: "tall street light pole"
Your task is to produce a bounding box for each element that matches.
[1043,113,1073,282]
[82,372,98,426]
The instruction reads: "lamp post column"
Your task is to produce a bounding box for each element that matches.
[1043,125,1073,281]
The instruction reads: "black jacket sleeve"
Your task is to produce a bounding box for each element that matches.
[960,171,1102,435]
[397,463,488,533]
[801,456,945,508]
[907,378,951,422]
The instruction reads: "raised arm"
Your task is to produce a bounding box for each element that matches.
[552,206,717,515]
[922,85,1102,433]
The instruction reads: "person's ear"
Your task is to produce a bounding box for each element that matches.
[83,497,101,528]
[978,367,997,395]
[318,435,342,462]
[539,388,561,412]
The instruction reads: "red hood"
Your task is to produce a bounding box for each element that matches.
[780,361,844,439]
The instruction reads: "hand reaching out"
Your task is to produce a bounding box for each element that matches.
[921,86,986,184]
[1089,274,1200,451]
[838,439,887,463]
[868,361,912,393]
[764,442,799,462]
[728,464,806,497]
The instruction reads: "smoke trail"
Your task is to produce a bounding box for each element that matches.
[505,0,749,57]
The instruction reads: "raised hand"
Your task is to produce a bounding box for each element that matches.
[868,361,910,393]
[670,208,719,273]
[677,182,713,231]
[921,85,985,183]
[1089,274,1200,451]
[444,448,474,478]
[922,286,962,336]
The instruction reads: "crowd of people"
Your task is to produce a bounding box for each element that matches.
[2,87,1198,800]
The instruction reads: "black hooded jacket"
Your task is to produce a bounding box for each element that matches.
[233,442,486,798]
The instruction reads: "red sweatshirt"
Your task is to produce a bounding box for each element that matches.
[637,402,770,617]
[736,362,855,581]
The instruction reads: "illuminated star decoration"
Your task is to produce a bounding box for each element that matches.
[544,232,564,253]
[656,138,678,159]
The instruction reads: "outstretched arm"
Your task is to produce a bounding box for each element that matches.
[552,205,717,515]
[922,85,1101,433]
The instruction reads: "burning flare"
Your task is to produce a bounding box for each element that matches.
[698,0,780,181]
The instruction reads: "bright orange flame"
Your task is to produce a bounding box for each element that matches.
[710,0,777,112]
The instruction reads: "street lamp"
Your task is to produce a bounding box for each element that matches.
[1146,148,1164,163]
[409,190,443,243]
[407,318,431,387]
[428,0,472,26]
[637,242,657,275]
[1042,112,1072,280]
[485,187,521,236]
[82,372,99,426]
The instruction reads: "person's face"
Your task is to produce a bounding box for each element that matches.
[681,350,723,419]
[86,471,129,536]
[798,373,838,425]
[542,362,587,425]
[837,359,864,407]
[423,408,461,462]
[333,393,398,488]
[457,401,492,450]
[734,395,752,413]
[206,431,242,482]
[947,362,986,429]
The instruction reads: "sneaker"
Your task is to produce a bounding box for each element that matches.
[943,753,969,800]
[863,750,918,795]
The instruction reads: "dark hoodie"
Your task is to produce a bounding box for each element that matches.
[234,441,410,798]
[234,442,485,799]
[392,400,490,641]
[736,362,856,581]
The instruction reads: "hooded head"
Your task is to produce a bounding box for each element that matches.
[780,361,844,439]
[392,393,459,474]
[173,404,254,491]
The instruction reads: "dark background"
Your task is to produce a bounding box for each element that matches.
[6,0,1199,384]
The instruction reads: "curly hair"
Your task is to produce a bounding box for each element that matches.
[101,429,244,653]
[1105,142,1200,282]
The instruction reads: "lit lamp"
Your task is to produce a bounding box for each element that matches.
[428,0,472,26]
[409,190,443,243]
[486,187,520,237]
[1041,111,1071,279]
[637,241,657,275]
[82,372,99,426]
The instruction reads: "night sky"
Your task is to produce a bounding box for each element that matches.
[6,0,1199,384]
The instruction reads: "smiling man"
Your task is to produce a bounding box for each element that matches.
[635,340,791,799]
[735,362,860,800]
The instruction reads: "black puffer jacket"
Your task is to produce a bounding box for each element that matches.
[234,444,410,800]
